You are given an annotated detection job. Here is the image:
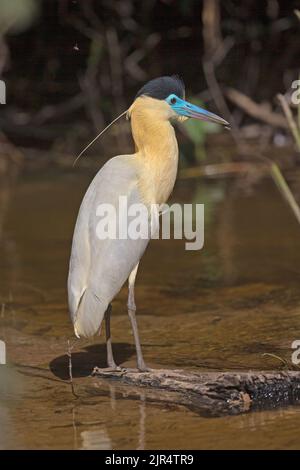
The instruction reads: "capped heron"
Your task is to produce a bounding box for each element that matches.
[68,76,229,371]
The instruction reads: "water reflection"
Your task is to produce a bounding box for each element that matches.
[137,393,146,450]
[0,364,24,449]
[80,429,112,450]
[76,385,146,450]
[67,379,147,450]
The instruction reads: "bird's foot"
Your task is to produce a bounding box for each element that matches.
[92,363,151,376]
[137,363,151,373]
[92,365,124,375]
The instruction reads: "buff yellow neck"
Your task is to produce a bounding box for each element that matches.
[128,96,181,206]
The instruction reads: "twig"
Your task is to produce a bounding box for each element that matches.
[294,9,300,22]
[72,407,78,450]
[124,33,160,81]
[32,93,85,126]
[79,35,105,133]
[226,88,288,129]
[67,340,79,398]
[262,353,300,371]
[269,162,300,224]
[262,353,289,369]
[179,162,262,179]
[202,60,242,143]
[105,27,128,150]
[295,12,300,131]
[202,0,222,55]
[277,93,300,152]
[0,37,9,76]
[201,2,242,149]
[298,75,300,132]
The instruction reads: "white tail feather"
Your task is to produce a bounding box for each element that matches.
[74,289,108,338]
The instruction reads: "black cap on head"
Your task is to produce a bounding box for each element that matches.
[135,75,185,101]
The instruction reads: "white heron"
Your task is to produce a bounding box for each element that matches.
[68,76,228,371]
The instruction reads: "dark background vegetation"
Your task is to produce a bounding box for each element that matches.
[0,0,300,164]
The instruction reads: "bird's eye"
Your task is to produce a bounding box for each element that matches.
[170,97,177,105]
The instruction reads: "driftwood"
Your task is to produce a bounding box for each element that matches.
[93,368,300,416]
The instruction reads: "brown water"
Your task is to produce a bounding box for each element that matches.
[1,168,300,449]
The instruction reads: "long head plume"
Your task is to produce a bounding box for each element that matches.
[73,110,128,167]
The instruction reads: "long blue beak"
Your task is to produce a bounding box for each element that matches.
[167,95,230,127]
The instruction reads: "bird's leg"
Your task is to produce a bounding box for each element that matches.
[104,304,119,369]
[128,264,149,372]
[94,304,122,373]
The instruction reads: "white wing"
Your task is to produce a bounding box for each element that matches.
[67,155,150,337]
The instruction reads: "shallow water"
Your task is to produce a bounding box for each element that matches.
[0,167,300,449]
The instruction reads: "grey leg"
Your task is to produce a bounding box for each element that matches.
[104,304,118,369]
[93,304,122,374]
[128,264,149,372]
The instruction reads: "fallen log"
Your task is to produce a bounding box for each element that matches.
[92,368,300,416]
